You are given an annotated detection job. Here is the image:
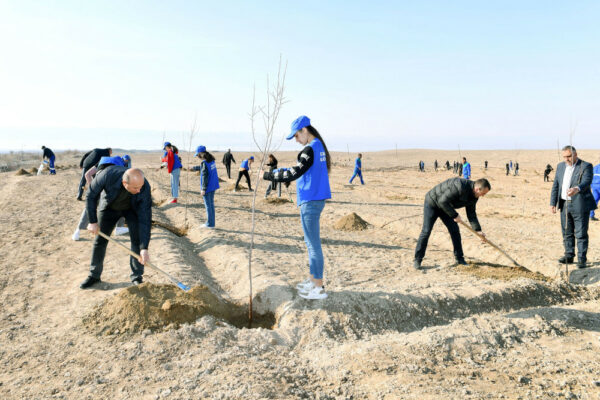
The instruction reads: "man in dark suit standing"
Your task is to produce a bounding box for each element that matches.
[80,167,152,289]
[550,146,597,268]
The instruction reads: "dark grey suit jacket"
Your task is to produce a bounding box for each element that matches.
[550,159,598,213]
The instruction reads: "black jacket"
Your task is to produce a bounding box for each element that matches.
[86,166,152,249]
[80,148,111,170]
[550,158,597,212]
[425,178,482,231]
[43,148,55,159]
[222,151,236,165]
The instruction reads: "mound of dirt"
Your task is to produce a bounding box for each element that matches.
[15,168,30,176]
[456,263,551,282]
[264,197,291,205]
[385,194,409,201]
[218,177,226,183]
[29,167,38,174]
[83,283,274,335]
[334,212,369,231]
[152,220,188,236]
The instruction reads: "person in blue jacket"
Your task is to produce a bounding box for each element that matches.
[591,162,600,221]
[462,157,471,180]
[349,153,364,184]
[195,145,220,228]
[234,156,254,192]
[263,115,331,300]
[41,146,56,175]
[122,154,132,169]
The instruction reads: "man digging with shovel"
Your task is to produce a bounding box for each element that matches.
[413,177,491,270]
[80,167,152,289]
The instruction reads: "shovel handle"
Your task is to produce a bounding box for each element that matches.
[96,230,190,291]
[457,220,523,268]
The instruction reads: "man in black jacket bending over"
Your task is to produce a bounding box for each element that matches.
[80,167,152,289]
[77,147,112,200]
[413,177,491,270]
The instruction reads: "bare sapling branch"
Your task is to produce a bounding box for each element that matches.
[183,114,198,228]
[246,56,288,325]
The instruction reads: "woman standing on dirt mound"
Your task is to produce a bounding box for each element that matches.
[194,145,220,228]
[263,115,331,300]
[162,142,182,204]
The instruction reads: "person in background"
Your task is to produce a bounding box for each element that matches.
[506,163,510,176]
[484,160,488,170]
[234,156,254,192]
[122,154,132,169]
[462,157,471,180]
[194,145,220,228]
[264,115,331,300]
[78,148,112,200]
[265,154,282,198]
[514,162,520,176]
[349,153,365,184]
[163,142,182,204]
[222,149,236,179]
[591,161,600,221]
[544,164,554,182]
[41,146,56,175]
[434,160,438,172]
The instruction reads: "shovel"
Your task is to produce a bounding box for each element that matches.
[457,220,526,269]
[97,231,190,291]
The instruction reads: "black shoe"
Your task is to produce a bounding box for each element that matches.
[413,259,422,270]
[591,217,599,221]
[76,196,83,201]
[455,258,468,266]
[577,261,588,269]
[132,277,143,285]
[558,256,574,264]
[80,276,100,289]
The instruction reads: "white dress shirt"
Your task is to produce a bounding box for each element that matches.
[561,164,575,200]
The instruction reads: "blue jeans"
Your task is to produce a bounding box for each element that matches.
[349,169,364,184]
[591,186,600,218]
[203,191,216,227]
[300,200,325,280]
[170,167,181,198]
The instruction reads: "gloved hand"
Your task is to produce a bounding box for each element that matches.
[284,181,291,188]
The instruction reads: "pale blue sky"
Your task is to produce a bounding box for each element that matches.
[1,1,599,151]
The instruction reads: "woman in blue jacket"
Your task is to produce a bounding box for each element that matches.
[263,115,331,300]
[195,145,220,228]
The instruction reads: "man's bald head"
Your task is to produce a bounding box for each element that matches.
[123,168,145,194]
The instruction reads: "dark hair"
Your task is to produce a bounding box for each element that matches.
[201,151,215,163]
[462,157,467,162]
[268,154,278,163]
[41,146,45,149]
[305,125,331,172]
[474,178,491,191]
[358,153,362,157]
[172,145,179,154]
[562,145,576,153]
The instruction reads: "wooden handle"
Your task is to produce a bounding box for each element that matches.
[457,220,524,268]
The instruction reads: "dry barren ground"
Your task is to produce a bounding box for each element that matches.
[1,149,600,399]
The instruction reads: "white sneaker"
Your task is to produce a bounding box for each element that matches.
[72,229,80,241]
[200,224,215,229]
[296,278,313,291]
[299,286,327,300]
[115,227,129,235]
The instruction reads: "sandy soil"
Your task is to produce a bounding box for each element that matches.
[1,149,600,399]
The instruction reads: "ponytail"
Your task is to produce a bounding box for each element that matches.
[306,125,331,172]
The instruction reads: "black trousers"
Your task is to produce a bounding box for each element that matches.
[414,201,463,261]
[235,170,251,190]
[77,168,91,198]
[89,208,144,281]
[560,200,589,262]
[225,163,231,179]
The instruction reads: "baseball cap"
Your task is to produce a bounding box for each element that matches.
[286,115,311,140]
[163,141,171,149]
[122,154,131,161]
[249,156,254,160]
[194,145,206,156]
